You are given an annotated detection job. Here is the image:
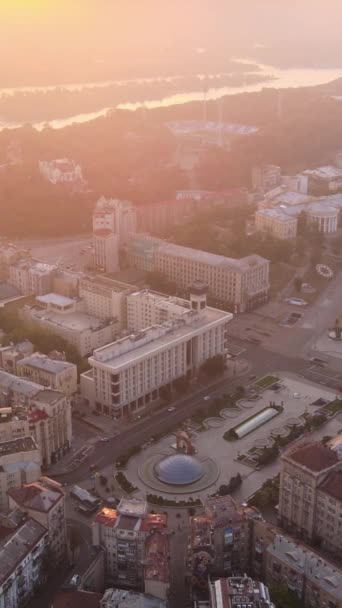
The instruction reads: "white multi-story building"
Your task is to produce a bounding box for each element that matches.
[16,353,77,397]
[255,208,298,240]
[79,275,136,330]
[307,203,339,233]
[0,371,72,468]
[128,235,270,313]
[252,164,281,193]
[93,197,137,247]
[9,259,56,296]
[22,293,117,356]
[93,499,167,589]
[82,285,232,417]
[39,159,83,185]
[93,230,120,274]
[8,477,67,564]
[0,517,48,608]
[0,437,41,512]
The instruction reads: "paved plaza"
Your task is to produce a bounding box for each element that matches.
[124,373,340,502]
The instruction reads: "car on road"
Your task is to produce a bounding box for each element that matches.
[203,396,211,401]
[167,407,176,412]
[99,437,110,443]
[70,574,81,586]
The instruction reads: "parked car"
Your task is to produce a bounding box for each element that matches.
[167,407,176,412]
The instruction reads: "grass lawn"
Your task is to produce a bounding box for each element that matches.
[323,399,342,415]
[255,375,280,389]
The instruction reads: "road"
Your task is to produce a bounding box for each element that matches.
[53,346,310,485]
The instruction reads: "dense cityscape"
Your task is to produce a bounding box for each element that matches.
[1,3,342,608]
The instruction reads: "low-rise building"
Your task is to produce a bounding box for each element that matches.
[302,164,342,195]
[128,235,270,313]
[9,259,56,296]
[39,159,83,185]
[22,293,117,356]
[0,516,48,608]
[17,353,77,396]
[0,340,34,374]
[0,436,41,512]
[82,286,232,418]
[92,499,167,590]
[255,208,298,240]
[0,371,72,467]
[8,477,67,564]
[80,275,137,330]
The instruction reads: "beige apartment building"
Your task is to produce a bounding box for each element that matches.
[16,353,77,396]
[126,289,197,331]
[81,285,232,417]
[0,436,41,512]
[8,477,67,564]
[266,534,342,608]
[0,370,72,467]
[255,208,298,240]
[128,235,270,313]
[93,230,120,274]
[279,441,342,555]
[79,275,137,330]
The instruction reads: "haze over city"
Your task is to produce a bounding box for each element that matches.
[0,3,342,608]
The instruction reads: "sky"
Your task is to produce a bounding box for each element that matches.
[1,1,342,85]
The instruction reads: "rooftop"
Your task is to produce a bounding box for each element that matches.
[304,165,342,180]
[36,293,75,307]
[319,470,342,502]
[80,275,136,293]
[267,535,342,600]
[129,235,269,272]
[0,436,38,459]
[50,591,102,608]
[95,508,118,528]
[0,369,41,398]
[256,208,297,223]
[32,388,65,404]
[210,577,274,608]
[18,353,75,374]
[29,306,112,333]
[287,442,338,472]
[0,518,47,586]
[117,498,147,517]
[8,479,63,513]
[100,589,166,608]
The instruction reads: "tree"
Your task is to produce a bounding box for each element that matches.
[200,355,225,377]
[294,276,303,292]
[269,584,302,608]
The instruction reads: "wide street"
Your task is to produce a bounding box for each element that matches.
[52,344,310,486]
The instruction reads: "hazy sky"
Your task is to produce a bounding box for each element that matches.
[1,1,342,85]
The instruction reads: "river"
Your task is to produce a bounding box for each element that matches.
[1,59,342,132]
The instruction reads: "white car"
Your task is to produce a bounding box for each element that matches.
[168,407,176,412]
[203,396,211,401]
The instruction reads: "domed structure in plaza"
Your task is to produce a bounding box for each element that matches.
[153,453,204,486]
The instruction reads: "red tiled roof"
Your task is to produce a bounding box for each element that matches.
[289,443,338,472]
[95,508,117,527]
[140,513,167,531]
[50,590,102,608]
[319,470,342,501]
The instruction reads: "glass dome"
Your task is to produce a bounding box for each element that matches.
[154,454,204,485]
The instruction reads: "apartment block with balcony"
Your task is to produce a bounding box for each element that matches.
[92,499,167,590]
[0,517,48,608]
[8,477,67,565]
[278,442,341,543]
